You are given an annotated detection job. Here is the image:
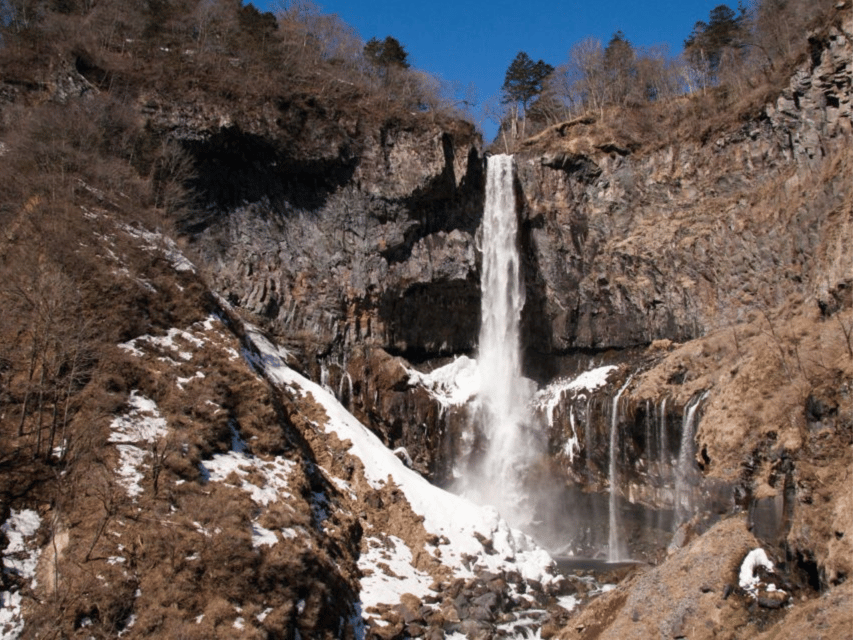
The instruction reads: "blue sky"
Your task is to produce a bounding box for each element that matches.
[257,1,730,140]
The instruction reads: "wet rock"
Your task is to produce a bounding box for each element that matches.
[367,619,405,640]
[423,628,445,640]
[757,590,789,609]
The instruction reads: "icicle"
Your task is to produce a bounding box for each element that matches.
[338,371,352,408]
[659,396,669,480]
[584,394,595,475]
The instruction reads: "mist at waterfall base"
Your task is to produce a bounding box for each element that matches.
[448,154,728,564]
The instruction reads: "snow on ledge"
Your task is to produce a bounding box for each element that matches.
[739,547,774,595]
[359,535,433,611]
[406,356,480,407]
[1,509,42,638]
[108,392,169,499]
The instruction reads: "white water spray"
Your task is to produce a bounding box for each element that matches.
[608,374,633,562]
[465,154,535,528]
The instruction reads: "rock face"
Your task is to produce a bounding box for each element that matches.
[150,8,853,639]
[172,114,486,485]
[182,117,484,365]
[516,13,853,359]
[510,10,853,583]
[557,516,853,640]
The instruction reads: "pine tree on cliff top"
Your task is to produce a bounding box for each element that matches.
[364,35,410,70]
[501,51,554,112]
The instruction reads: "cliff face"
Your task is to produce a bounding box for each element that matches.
[510,9,853,617]
[176,114,484,364]
[125,9,853,638]
[516,15,852,358]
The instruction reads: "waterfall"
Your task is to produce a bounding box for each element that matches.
[657,396,670,532]
[644,399,653,467]
[465,154,535,528]
[320,363,330,391]
[658,396,669,477]
[608,374,633,562]
[674,392,707,528]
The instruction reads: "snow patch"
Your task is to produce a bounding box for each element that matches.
[120,224,196,272]
[534,365,617,426]
[120,327,203,361]
[406,356,480,407]
[1,509,42,639]
[1,510,41,581]
[177,371,205,390]
[358,536,433,611]
[739,547,774,596]
[108,392,169,499]
[200,452,295,507]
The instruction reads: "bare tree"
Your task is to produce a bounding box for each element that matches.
[567,37,608,117]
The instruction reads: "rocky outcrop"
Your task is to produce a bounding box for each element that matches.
[557,516,853,640]
[516,10,852,359]
[182,118,484,365]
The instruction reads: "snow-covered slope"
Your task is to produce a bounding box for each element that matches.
[244,329,558,600]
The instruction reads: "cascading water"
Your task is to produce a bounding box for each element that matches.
[464,154,536,528]
[674,391,707,528]
[658,396,669,476]
[656,396,670,531]
[608,374,633,562]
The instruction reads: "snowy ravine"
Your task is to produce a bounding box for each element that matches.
[242,327,559,623]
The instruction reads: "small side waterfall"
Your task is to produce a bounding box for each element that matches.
[674,392,707,528]
[658,396,669,476]
[608,374,633,562]
[464,154,536,528]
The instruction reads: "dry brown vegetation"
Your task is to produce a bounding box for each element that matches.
[0,0,471,138]
[0,1,847,638]
[496,0,842,152]
[0,6,461,633]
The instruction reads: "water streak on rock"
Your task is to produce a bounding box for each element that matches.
[608,374,634,562]
[674,391,707,529]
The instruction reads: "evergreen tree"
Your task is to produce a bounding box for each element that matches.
[501,51,554,112]
[684,3,748,74]
[363,35,410,70]
[604,30,636,104]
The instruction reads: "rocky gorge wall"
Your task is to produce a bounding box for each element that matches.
[511,8,853,584]
[176,114,485,364]
[516,13,853,359]
[170,4,852,600]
